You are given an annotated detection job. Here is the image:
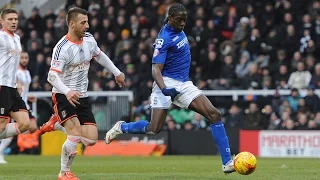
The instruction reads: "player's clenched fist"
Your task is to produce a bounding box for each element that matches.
[115,72,126,88]
[66,90,81,107]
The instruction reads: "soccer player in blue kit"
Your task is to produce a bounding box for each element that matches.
[105,3,235,173]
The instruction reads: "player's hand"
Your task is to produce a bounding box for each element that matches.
[17,84,22,95]
[66,90,81,107]
[115,72,126,88]
[161,87,180,101]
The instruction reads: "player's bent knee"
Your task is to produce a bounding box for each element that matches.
[208,108,222,123]
[28,120,38,133]
[81,137,96,146]
[17,119,30,132]
[0,119,8,132]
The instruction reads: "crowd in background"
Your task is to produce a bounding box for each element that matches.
[4,0,320,131]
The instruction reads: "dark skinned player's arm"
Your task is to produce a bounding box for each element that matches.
[152,63,166,89]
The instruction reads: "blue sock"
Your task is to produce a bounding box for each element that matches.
[210,121,232,165]
[120,120,149,134]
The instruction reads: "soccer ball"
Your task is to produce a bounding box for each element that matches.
[234,151,257,175]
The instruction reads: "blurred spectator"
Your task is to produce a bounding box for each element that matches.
[288,62,311,89]
[296,113,309,130]
[247,29,262,60]
[183,120,194,131]
[261,105,273,129]
[201,51,221,81]
[192,113,208,130]
[235,51,251,78]
[304,86,320,113]
[267,112,282,130]
[167,119,178,131]
[282,119,296,130]
[308,120,318,130]
[310,63,320,88]
[115,29,134,57]
[241,63,261,89]
[243,102,263,129]
[287,88,301,113]
[232,17,250,53]
[221,6,237,40]
[224,104,243,128]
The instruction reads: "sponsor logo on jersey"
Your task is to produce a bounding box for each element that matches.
[176,37,188,49]
[172,36,179,42]
[8,49,21,56]
[67,61,90,71]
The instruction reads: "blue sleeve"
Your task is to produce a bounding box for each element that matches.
[152,37,170,64]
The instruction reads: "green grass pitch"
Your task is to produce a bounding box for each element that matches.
[0,155,318,180]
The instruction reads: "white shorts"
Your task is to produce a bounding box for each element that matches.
[150,77,202,109]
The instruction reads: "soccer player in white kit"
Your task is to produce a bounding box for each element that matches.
[44,7,125,180]
[0,52,38,164]
[0,9,30,143]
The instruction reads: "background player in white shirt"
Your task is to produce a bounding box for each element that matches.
[0,9,30,141]
[42,7,125,180]
[16,52,38,132]
[0,52,38,164]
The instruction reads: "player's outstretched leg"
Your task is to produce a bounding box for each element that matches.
[188,95,234,174]
[105,109,168,144]
[38,114,66,135]
[0,137,12,164]
[105,120,149,144]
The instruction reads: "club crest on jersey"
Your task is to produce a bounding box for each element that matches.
[154,38,164,49]
[0,108,4,115]
[153,49,160,57]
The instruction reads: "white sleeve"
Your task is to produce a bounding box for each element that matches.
[92,39,101,57]
[95,51,121,76]
[48,47,70,94]
[47,71,71,95]
[50,46,67,73]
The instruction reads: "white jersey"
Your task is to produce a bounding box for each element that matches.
[16,67,32,109]
[0,29,22,88]
[50,32,101,97]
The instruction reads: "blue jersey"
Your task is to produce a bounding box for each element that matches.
[152,24,191,82]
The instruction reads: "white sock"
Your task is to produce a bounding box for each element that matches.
[54,122,67,133]
[0,123,20,139]
[60,135,81,173]
[0,137,12,154]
